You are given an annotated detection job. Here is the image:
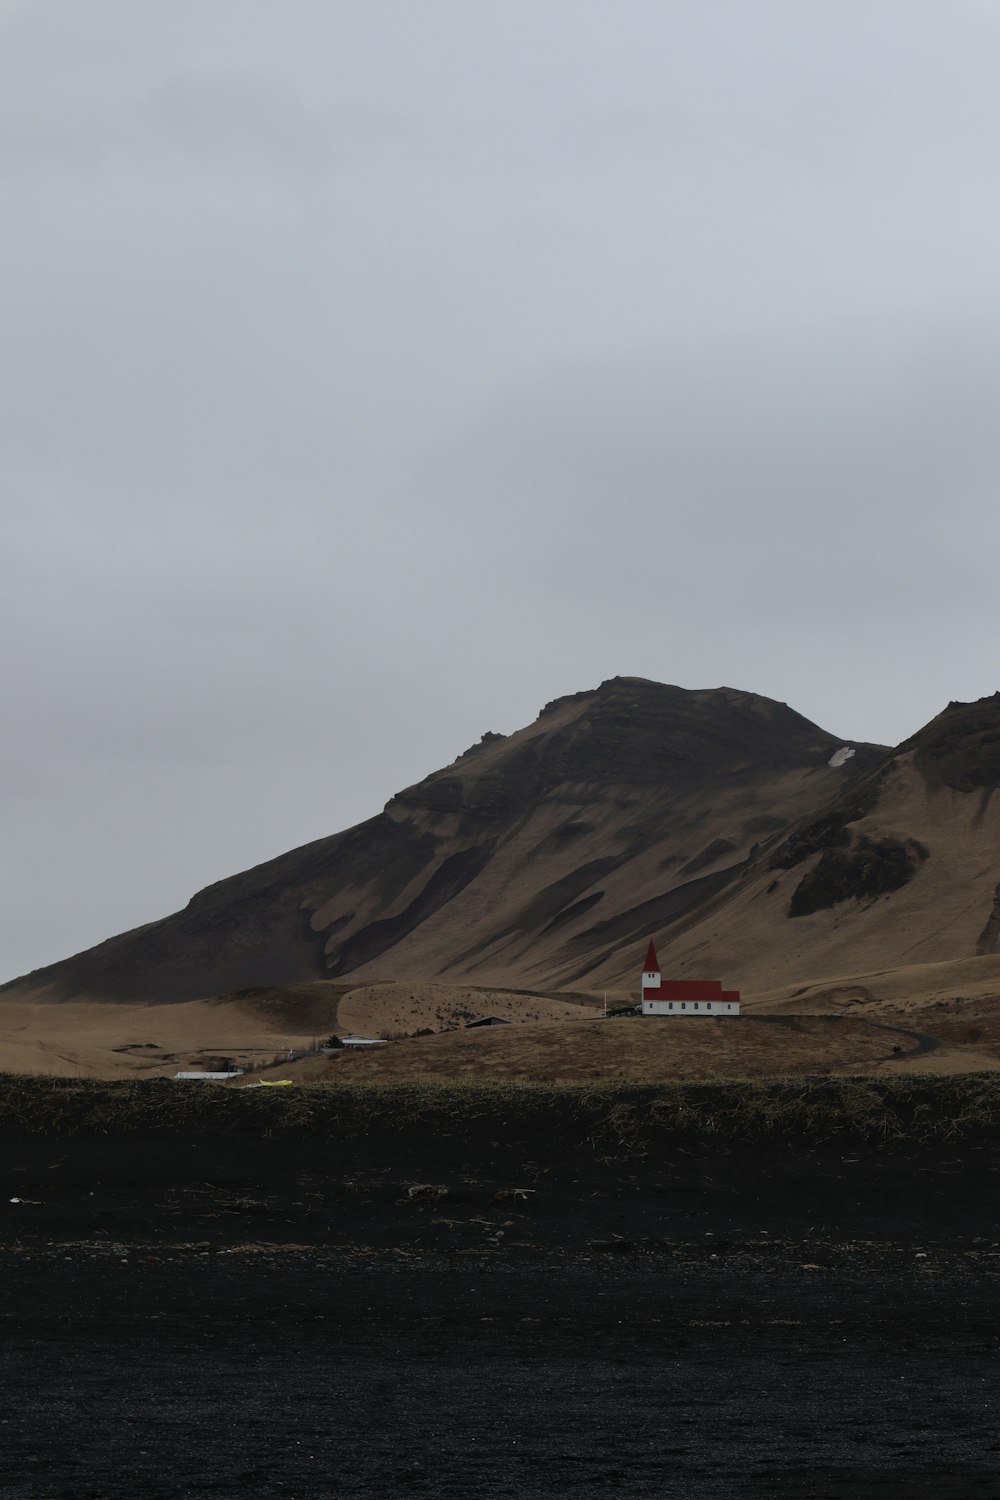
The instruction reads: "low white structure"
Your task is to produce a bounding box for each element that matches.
[174,1069,244,1081]
[639,939,740,1016]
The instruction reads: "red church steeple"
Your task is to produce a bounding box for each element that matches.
[643,938,659,973]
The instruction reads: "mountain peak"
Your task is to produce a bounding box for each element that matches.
[902,692,1000,793]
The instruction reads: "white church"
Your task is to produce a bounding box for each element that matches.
[640,939,741,1016]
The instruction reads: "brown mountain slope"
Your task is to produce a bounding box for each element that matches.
[2,677,884,1004]
[579,693,1000,996]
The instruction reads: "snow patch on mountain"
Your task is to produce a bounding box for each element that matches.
[828,746,857,768]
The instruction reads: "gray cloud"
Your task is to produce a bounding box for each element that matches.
[3,0,1000,977]
[0,82,335,175]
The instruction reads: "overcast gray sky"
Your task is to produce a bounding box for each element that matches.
[3,0,1000,980]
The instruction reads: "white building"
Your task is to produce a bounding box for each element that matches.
[639,939,740,1016]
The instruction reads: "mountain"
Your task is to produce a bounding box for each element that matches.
[676,690,1000,992]
[3,677,890,1004]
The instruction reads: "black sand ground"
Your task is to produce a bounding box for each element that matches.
[3,1130,1000,1498]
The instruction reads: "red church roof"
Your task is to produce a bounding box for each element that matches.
[640,938,740,1002]
[644,978,741,1002]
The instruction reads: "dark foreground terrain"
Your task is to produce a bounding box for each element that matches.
[3,1104,1000,1497]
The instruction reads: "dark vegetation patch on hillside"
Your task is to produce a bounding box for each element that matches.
[4,1073,1000,1143]
[768,764,890,872]
[788,835,929,917]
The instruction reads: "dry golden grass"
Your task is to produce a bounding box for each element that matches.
[257,1013,904,1085]
[0,982,595,1079]
[746,953,1000,1016]
[0,994,332,1079]
[337,981,595,1037]
[6,952,1000,1083]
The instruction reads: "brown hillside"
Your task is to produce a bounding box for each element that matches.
[335,982,596,1036]
[8,684,1000,1032]
[747,954,1000,1017]
[251,1013,920,1084]
[596,696,1000,996]
[0,981,595,1080]
[1,678,882,1006]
